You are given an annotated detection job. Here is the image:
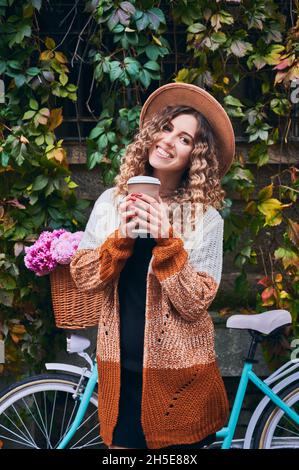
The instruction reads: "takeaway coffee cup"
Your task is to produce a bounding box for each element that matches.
[127,176,161,235]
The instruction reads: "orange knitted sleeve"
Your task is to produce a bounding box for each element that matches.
[70,228,135,292]
[152,227,219,322]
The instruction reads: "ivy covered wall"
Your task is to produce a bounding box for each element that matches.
[0,0,298,377]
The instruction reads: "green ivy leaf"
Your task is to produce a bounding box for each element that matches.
[98,133,108,149]
[187,23,206,34]
[89,126,105,139]
[109,61,123,81]
[211,32,227,44]
[147,8,165,30]
[87,151,104,169]
[124,57,140,76]
[145,45,160,61]
[29,99,39,110]
[26,67,40,76]
[59,73,68,86]
[32,175,49,191]
[139,69,151,88]
[143,60,160,72]
[224,95,244,107]
[14,75,26,87]
[23,110,36,120]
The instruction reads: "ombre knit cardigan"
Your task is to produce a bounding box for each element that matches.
[69,187,229,449]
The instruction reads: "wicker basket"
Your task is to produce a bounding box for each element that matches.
[50,264,100,329]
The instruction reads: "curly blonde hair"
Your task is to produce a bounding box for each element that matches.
[113,106,225,239]
[114,105,225,210]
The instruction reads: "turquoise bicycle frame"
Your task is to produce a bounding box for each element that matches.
[58,360,299,449]
[216,361,299,449]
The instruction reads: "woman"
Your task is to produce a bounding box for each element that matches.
[70,83,235,449]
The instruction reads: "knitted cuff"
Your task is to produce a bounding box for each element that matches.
[107,227,136,248]
[152,227,188,282]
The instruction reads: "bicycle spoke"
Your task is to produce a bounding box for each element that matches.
[48,390,58,449]
[6,404,38,447]
[71,432,104,449]
[0,409,35,447]
[275,423,299,437]
[70,421,100,448]
[21,395,50,443]
[59,390,70,442]
[0,376,100,449]
[32,392,52,448]
[0,428,39,448]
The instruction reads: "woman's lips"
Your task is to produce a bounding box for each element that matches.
[155,145,173,160]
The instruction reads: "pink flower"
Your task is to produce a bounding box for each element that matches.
[24,229,83,276]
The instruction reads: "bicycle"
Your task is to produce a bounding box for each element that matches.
[0,308,298,449]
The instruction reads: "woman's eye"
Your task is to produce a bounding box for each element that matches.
[162,124,171,131]
[181,137,190,144]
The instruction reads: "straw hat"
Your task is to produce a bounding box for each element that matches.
[139,82,235,177]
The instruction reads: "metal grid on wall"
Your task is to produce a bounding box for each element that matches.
[37,1,298,142]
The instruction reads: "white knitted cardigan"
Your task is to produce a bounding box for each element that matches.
[78,187,224,286]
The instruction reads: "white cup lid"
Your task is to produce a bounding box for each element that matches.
[127,176,161,185]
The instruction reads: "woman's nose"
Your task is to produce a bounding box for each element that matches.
[162,134,175,148]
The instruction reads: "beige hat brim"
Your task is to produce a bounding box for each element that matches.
[139,83,235,178]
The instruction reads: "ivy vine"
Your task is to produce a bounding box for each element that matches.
[0,0,298,376]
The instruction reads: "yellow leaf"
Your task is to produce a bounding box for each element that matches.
[279,290,291,299]
[72,218,78,226]
[275,273,283,282]
[45,36,56,50]
[174,69,190,83]
[47,148,66,164]
[261,299,274,307]
[258,198,283,225]
[59,73,68,86]
[40,50,55,61]
[258,183,273,201]
[55,51,68,64]
[223,76,230,84]
[152,35,162,46]
[49,108,63,131]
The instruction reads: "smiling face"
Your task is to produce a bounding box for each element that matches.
[148,114,198,186]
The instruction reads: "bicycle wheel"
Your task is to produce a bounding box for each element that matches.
[0,373,106,449]
[253,380,299,448]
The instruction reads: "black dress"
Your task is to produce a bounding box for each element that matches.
[112,235,216,449]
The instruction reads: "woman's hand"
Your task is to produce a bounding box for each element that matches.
[118,194,139,239]
[132,193,172,239]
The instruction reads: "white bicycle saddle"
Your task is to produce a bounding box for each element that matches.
[226,309,292,335]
